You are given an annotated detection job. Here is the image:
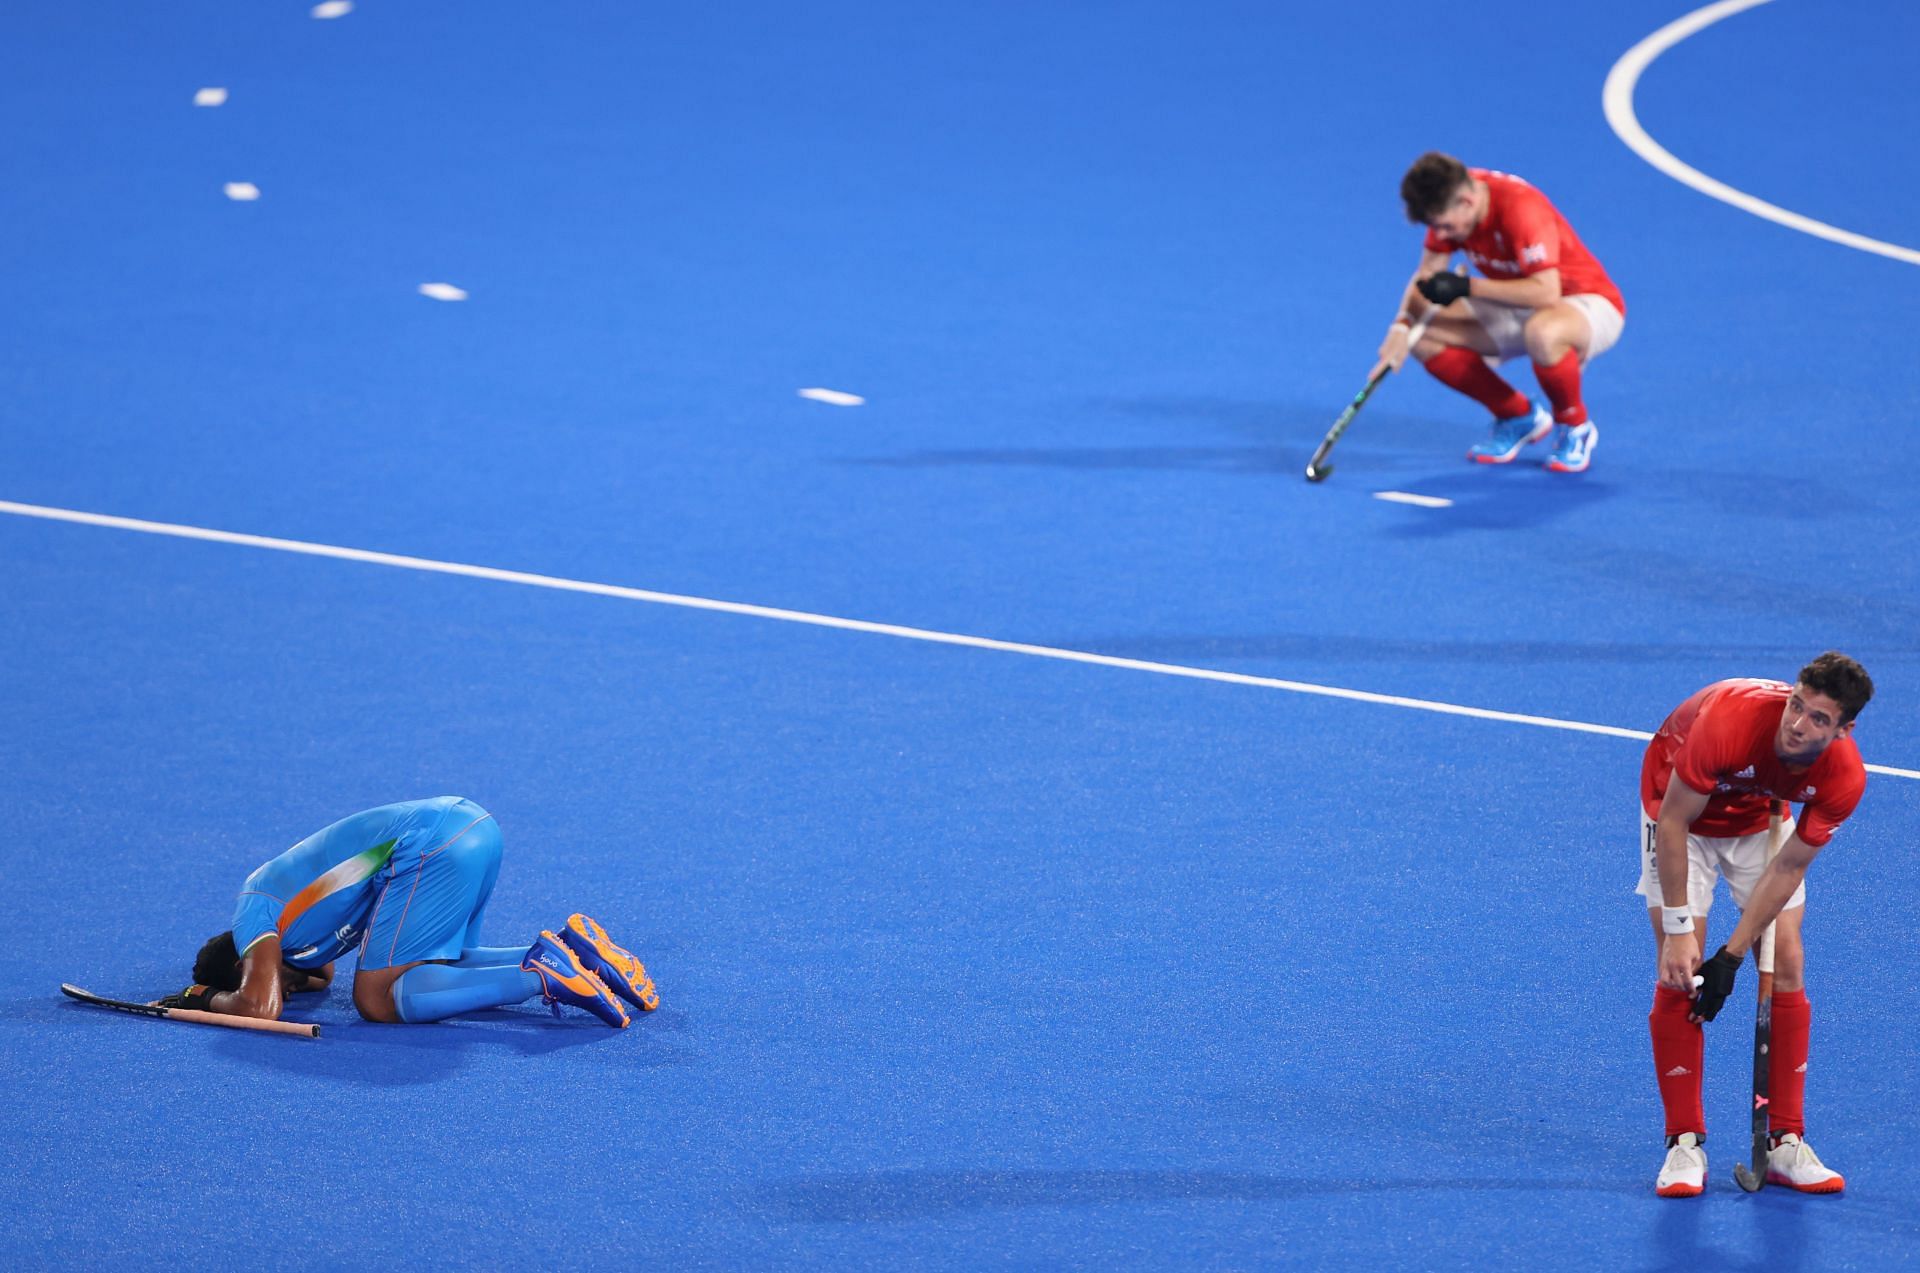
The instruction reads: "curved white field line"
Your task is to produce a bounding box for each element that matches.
[1603,0,1920,267]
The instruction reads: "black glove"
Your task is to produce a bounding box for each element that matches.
[158,984,217,1011]
[1416,271,1471,306]
[1691,946,1742,1021]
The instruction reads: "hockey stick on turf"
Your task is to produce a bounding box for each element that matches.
[1304,275,1452,483]
[60,983,321,1038]
[1732,801,1787,1192]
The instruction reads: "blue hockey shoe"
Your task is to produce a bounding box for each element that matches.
[523,931,630,1028]
[560,913,659,1012]
[1467,401,1553,464]
[1545,421,1598,473]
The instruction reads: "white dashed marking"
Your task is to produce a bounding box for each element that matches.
[1373,491,1453,509]
[223,182,261,201]
[194,88,228,107]
[797,388,865,407]
[418,283,469,302]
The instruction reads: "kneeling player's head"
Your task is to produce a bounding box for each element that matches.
[1401,151,1471,226]
[193,931,243,992]
[1798,652,1873,724]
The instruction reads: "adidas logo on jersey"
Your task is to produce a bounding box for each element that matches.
[1733,766,1756,779]
[1664,1065,1692,1077]
[1796,1062,1808,1073]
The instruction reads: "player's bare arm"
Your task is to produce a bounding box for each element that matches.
[1453,266,1562,311]
[287,962,334,992]
[1715,834,1820,962]
[1372,249,1454,377]
[215,935,287,1020]
[1690,833,1822,1023]
[1654,775,1711,992]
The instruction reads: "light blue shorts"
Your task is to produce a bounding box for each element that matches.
[358,798,502,970]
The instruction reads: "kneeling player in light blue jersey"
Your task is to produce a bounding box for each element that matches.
[160,797,660,1028]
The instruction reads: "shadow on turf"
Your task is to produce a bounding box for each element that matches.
[845,443,1621,535]
[851,444,1300,475]
[843,397,1439,478]
[193,1004,684,1086]
[840,393,1862,540]
[843,441,1620,539]
[1367,469,1619,534]
[1643,1190,1810,1273]
[1073,396,1859,524]
[767,1167,1887,1265]
[764,1168,1649,1221]
[1088,395,1446,451]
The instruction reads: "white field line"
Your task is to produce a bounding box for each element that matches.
[797,388,865,406]
[1374,491,1453,509]
[1603,0,1920,267]
[3,497,1915,780]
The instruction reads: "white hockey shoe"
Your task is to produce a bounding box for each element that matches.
[1766,1133,1845,1194]
[1656,1132,1706,1198]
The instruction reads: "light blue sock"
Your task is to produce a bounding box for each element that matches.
[392,961,542,1023]
[454,946,533,969]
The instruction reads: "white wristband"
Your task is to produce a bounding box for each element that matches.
[1661,907,1695,935]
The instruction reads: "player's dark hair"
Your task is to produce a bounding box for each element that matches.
[1402,151,1471,224]
[1797,651,1873,723]
[193,931,243,992]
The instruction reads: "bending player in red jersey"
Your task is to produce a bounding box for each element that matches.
[1371,152,1625,473]
[1638,653,1873,1197]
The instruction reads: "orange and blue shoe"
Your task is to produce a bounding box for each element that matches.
[522,931,630,1028]
[559,913,660,1012]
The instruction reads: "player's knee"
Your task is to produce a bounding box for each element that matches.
[352,978,402,1023]
[1523,310,1578,360]
[1772,939,1806,989]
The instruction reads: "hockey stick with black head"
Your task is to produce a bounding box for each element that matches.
[61,982,320,1038]
[1732,802,1786,1192]
[1305,270,1456,483]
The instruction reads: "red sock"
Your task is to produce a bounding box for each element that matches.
[1532,349,1588,425]
[1650,985,1705,1136]
[1769,989,1811,1137]
[1423,346,1531,419]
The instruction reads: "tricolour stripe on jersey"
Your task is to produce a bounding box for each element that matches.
[276,838,399,937]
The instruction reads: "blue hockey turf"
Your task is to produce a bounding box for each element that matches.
[2,2,1917,1268]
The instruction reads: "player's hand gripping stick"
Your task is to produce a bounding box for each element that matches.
[1689,946,1742,1022]
[1304,302,1440,483]
[1416,270,1471,306]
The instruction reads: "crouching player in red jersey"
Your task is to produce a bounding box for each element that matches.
[1639,654,1874,1196]
[157,797,660,1028]
[1372,152,1625,473]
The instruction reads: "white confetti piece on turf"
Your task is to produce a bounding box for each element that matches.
[1373,491,1453,509]
[418,283,468,302]
[194,87,228,107]
[223,182,261,201]
[797,388,865,407]
[311,1,353,18]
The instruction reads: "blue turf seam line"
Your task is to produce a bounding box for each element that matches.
[1603,0,1920,267]
[5,497,1916,780]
